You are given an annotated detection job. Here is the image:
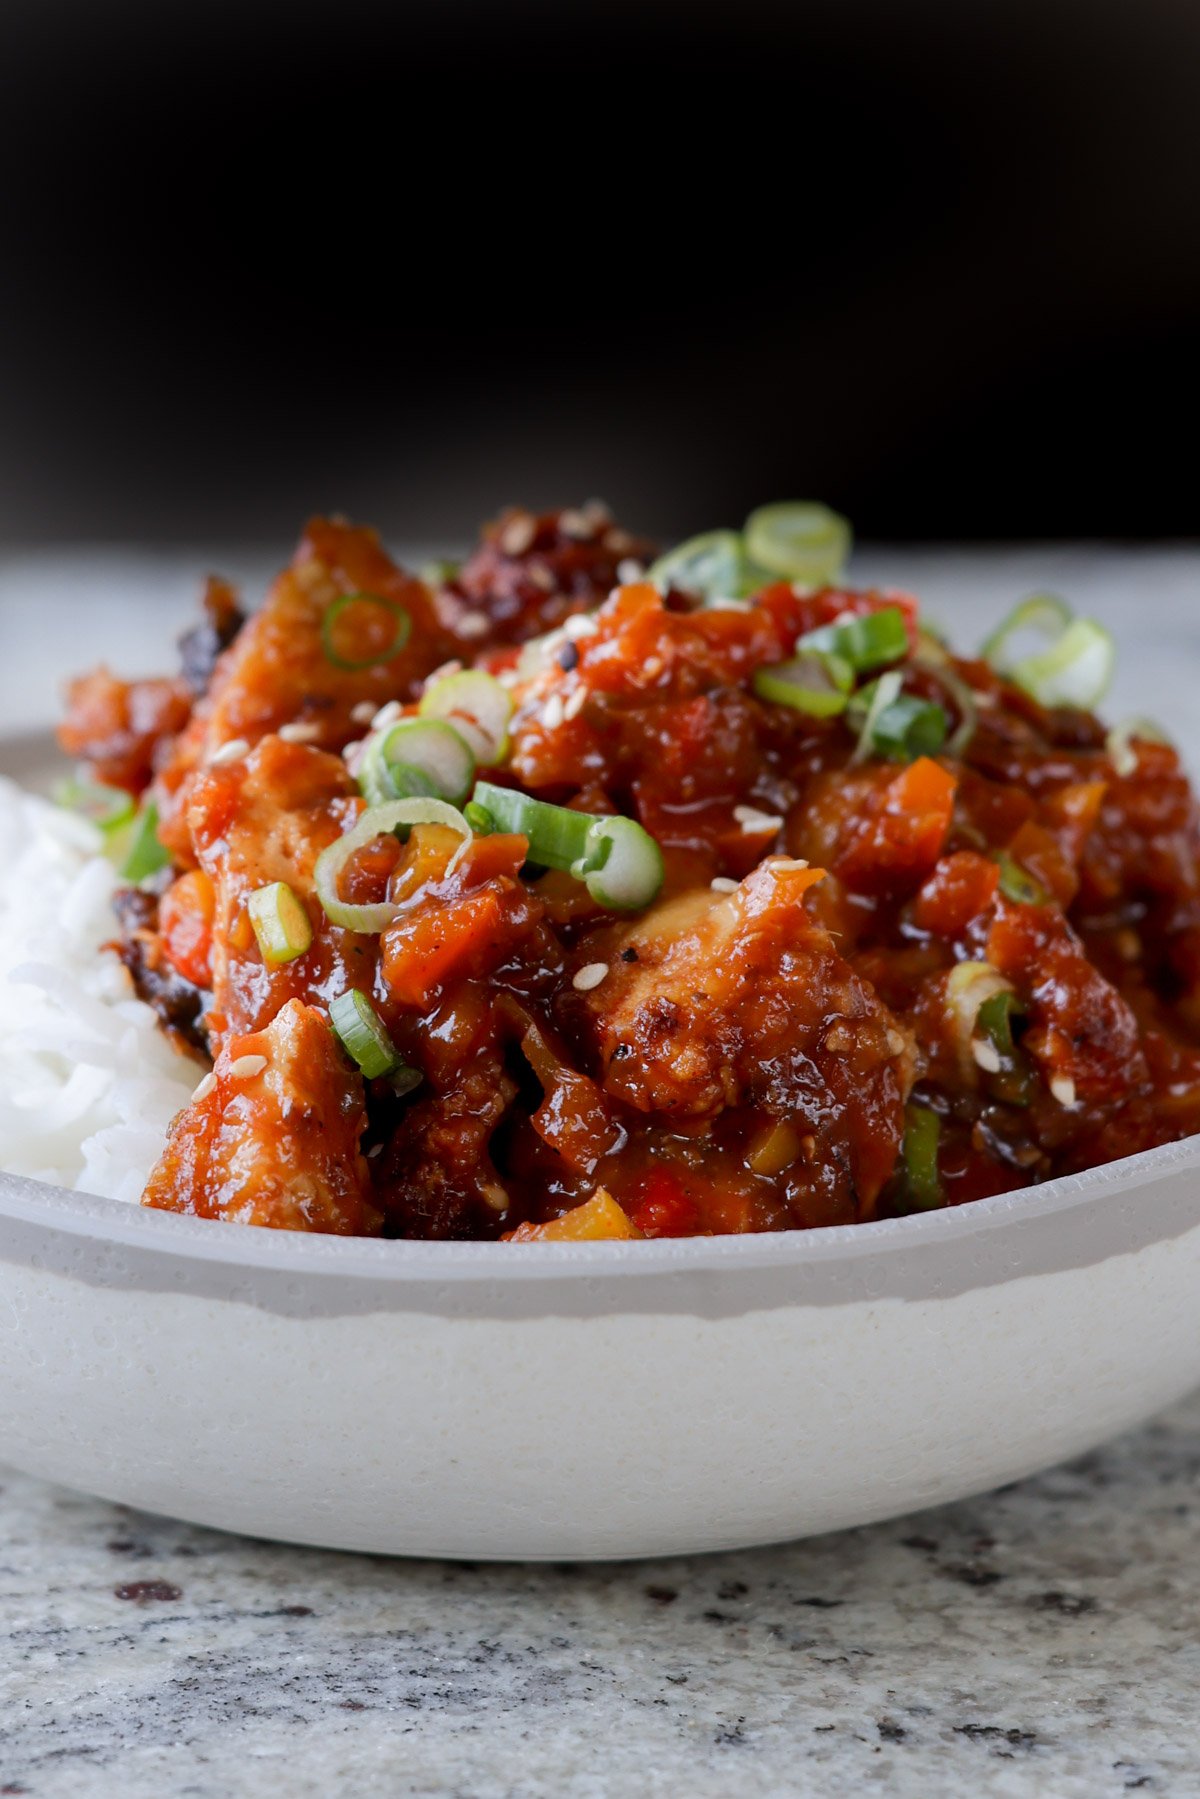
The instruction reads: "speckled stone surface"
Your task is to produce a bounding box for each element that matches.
[2,1391,1199,1797]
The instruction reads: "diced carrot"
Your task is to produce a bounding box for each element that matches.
[160,869,215,987]
[380,888,504,1008]
[505,1188,643,1242]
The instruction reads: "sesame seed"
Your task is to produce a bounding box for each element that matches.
[557,641,580,672]
[371,700,402,730]
[1050,1074,1078,1109]
[367,1143,384,1158]
[563,684,588,720]
[558,508,593,540]
[641,655,665,681]
[192,1072,217,1102]
[457,610,490,640]
[228,1054,268,1080]
[710,876,739,893]
[500,514,536,556]
[583,498,612,528]
[541,693,565,730]
[706,598,747,612]
[733,804,784,834]
[616,557,645,584]
[886,1028,908,1056]
[604,527,635,555]
[572,961,609,992]
[496,669,520,689]
[529,565,555,592]
[563,612,599,639]
[350,700,378,725]
[208,737,250,766]
[972,1037,1003,1074]
[278,720,322,744]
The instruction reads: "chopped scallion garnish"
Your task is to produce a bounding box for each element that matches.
[752,650,854,718]
[321,592,412,671]
[329,988,405,1080]
[419,670,513,766]
[647,530,763,604]
[993,851,1048,906]
[743,501,851,586]
[981,594,1115,710]
[314,798,473,934]
[120,799,172,883]
[471,781,664,911]
[53,776,136,834]
[247,881,313,965]
[849,672,947,764]
[902,1104,943,1210]
[359,718,476,807]
[799,604,909,673]
[975,990,1036,1107]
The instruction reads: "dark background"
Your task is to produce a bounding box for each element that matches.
[2,0,1198,551]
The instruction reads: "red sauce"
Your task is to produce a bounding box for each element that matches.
[61,509,1200,1238]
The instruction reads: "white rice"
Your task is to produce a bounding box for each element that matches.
[0,778,198,1201]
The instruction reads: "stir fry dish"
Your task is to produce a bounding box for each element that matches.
[55,501,1200,1240]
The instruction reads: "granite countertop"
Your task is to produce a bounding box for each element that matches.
[1,544,1199,1796]
[2,1393,1199,1798]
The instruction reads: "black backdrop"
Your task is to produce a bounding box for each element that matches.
[2,0,1198,548]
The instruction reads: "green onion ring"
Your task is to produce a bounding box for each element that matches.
[314,798,473,934]
[329,988,404,1079]
[321,592,412,671]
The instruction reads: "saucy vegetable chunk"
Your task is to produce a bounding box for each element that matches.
[56,499,1200,1239]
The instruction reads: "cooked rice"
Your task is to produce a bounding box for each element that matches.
[0,777,197,1201]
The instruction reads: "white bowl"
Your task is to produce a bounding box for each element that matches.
[3,1139,1200,1560]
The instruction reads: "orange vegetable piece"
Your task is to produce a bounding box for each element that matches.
[159,869,216,987]
[505,1188,643,1242]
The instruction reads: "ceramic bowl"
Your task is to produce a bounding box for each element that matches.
[3,1139,1200,1560]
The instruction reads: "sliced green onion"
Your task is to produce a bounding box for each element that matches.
[752,651,854,718]
[419,670,514,766]
[53,776,136,834]
[849,673,947,764]
[471,781,665,911]
[463,799,494,835]
[580,815,667,911]
[994,850,1048,906]
[321,592,412,671]
[120,799,172,883]
[902,1104,943,1210]
[1105,716,1170,779]
[1009,618,1115,710]
[329,989,404,1079]
[647,530,766,603]
[247,881,313,965]
[743,501,851,585]
[981,594,1115,711]
[359,719,476,808]
[945,961,1014,1076]
[849,670,903,766]
[799,605,909,673]
[980,593,1072,667]
[314,798,473,934]
[975,990,1036,1107]
[915,656,979,757]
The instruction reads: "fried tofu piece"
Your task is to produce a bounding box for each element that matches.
[142,999,378,1233]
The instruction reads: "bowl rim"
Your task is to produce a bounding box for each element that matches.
[3,1132,1200,1297]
